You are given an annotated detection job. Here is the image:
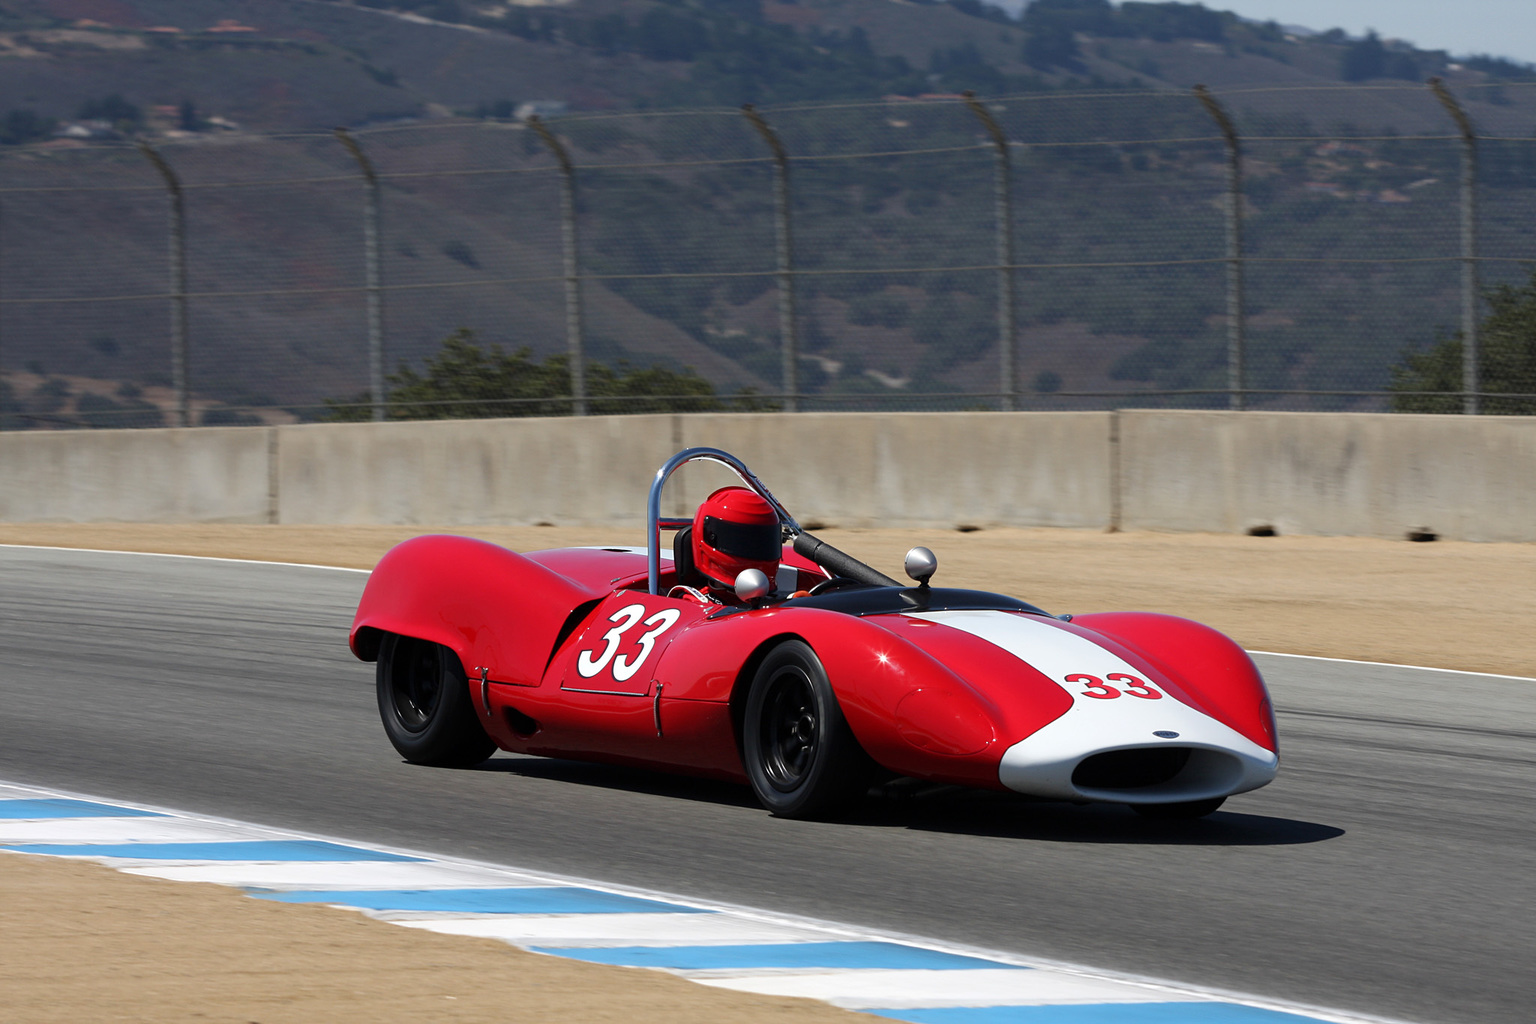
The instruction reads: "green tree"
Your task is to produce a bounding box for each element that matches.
[1340,31,1386,81]
[1117,2,1227,42]
[77,391,164,428]
[78,93,142,130]
[0,376,16,429]
[1023,0,1116,36]
[1389,270,1536,414]
[0,109,54,145]
[324,328,724,420]
[1022,24,1082,71]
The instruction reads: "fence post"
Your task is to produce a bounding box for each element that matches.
[137,142,189,428]
[741,104,797,413]
[334,128,387,422]
[1429,77,1480,415]
[1194,85,1245,412]
[529,115,586,417]
[962,91,1016,412]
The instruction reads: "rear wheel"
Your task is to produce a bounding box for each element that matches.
[1133,797,1226,820]
[743,640,872,819]
[377,634,496,768]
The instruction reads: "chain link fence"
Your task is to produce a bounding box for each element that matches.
[1,81,1533,428]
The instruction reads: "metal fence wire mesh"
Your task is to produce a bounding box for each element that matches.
[1,81,1533,428]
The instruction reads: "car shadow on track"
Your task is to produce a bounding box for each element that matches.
[471,756,1342,846]
[469,754,762,809]
[854,785,1344,846]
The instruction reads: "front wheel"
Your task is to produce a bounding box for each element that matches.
[1132,797,1226,820]
[743,640,873,819]
[377,634,496,768]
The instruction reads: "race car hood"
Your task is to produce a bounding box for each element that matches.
[792,584,1277,802]
[897,609,1279,803]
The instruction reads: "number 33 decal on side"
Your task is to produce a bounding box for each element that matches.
[577,604,682,682]
[1064,672,1163,700]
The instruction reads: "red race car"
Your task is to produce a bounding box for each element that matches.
[350,447,1278,819]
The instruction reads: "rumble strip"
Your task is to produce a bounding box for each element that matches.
[0,781,1394,1024]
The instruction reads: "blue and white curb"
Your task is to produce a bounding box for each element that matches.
[0,781,1400,1024]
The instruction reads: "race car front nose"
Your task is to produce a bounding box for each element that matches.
[1068,745,1248,802]
[996,711,1279,804]
[1000,740,1277,803]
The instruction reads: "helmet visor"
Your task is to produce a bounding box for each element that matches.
[702,516,781,562]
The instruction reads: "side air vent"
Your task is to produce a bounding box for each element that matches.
[504,706,539,738]
[1073,747,1192,790]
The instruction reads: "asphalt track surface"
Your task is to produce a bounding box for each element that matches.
[1,547,1532,1024]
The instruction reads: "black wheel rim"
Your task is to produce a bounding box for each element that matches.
[391,641,442,733]
[759,666,819,792]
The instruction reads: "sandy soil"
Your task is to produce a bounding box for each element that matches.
[0,853,872,1024]
[2,522,1531,676]
[0,522,1530,1022]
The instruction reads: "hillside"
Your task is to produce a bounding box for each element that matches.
[4,0,1533,132]
[1,0,1534,424]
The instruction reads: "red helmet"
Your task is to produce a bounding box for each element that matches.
[693,486,781,588]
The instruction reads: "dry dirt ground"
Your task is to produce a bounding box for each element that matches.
[0,854,874,1024]
[1,523,1531,1022]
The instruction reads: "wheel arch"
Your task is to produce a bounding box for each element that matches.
[352,624,386,663]
[727,630,812,759]
[375,630,497,768]
[355,624,473,677]
[750,612,1018,788]
[350,535,604,687]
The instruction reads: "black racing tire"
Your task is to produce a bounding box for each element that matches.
[1132,797,1226,820]
[743,640,873,819]
[377,634,496,768]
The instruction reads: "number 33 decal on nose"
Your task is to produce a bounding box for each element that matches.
[1064,672,1163,700]
[577,604,682,682]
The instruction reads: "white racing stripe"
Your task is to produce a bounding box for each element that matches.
[911,611,1278,802]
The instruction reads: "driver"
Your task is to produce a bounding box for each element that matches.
[692,486,783,600]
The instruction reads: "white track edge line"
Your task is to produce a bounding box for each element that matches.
[6,543,1529,681]
[0,778,1416,1024]
[9,540,1523,684]
[1249,649,1534,682]
[0,543,371,574]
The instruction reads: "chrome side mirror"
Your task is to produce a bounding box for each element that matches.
[734,568,772,603]
[904,547,937,588]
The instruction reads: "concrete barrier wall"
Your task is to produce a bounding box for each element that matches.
[275,416,679,526]
[2,411,1532,541]
[274,412,1114,529]
[669,413,1113,529]
[1119,411,1536,543]
[0,426,272,524]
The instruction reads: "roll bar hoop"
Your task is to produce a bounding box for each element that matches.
[647,447,801,596]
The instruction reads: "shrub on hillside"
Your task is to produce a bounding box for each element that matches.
[1389,270,1536,414]
[323,328,726,420]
